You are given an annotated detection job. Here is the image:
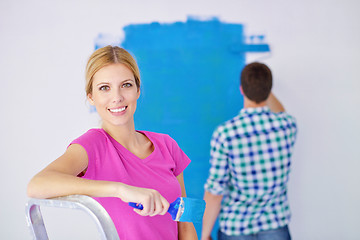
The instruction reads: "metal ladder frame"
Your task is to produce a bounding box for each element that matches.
[25,195,120,240]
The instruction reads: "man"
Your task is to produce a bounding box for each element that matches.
[202,62,297,240]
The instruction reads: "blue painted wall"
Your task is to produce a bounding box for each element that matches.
[96,17,270,238]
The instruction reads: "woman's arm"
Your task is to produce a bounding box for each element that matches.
[27,144,107,198]
[176,173,198,240]
[27,144,169,217]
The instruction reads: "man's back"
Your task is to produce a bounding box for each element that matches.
[202,63,297,240]
[205,106,297,235]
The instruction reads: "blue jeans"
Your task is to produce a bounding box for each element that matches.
[218,225,291,240]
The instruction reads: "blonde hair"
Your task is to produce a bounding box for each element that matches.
[85,45,141,95]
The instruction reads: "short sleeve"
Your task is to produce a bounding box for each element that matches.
[168,136,191,177]
[68,129,103,177]
[287,114,298,142]
[278,112,298,146]
[204,125,230,195]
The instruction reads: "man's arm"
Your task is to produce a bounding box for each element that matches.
[267,92,285,113]
[201,191,223,240]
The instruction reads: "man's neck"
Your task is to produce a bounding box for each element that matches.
[243,99,267,109]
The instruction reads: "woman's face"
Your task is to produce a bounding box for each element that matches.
[88,63,140,129]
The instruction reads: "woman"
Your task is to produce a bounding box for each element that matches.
[27,46,198,240]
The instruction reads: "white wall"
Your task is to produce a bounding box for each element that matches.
[1,0,359,239]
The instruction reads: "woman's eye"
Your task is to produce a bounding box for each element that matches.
[123,83,133,88]
[99,86,109,91]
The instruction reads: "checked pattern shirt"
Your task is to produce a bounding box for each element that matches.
[204,106,297,236]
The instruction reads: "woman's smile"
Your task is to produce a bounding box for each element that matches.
[108,106,127,114]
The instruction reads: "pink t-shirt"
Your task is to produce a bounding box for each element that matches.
[70,128,191,240]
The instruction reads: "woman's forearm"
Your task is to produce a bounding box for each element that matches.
[27,170,120,199]
[178,221,198,240]
[27,169,170,218]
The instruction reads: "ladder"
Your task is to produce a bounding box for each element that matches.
[25,195,120,240]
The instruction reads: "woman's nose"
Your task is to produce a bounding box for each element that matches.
[112,89,124,103]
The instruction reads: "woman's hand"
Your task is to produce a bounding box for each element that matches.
[118,184,170,217]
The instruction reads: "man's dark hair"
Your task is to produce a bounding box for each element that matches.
[240,62,272,103]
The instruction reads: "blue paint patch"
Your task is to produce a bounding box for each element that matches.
[95,16,270,238]
[89,105,97,113]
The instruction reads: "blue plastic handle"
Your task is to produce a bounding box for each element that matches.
[128,202,143,210]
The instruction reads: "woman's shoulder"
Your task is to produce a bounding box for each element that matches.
[73,128,109,144]
[140,130,174,143]
[140,131,180,152]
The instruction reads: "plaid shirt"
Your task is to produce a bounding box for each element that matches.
[204,106,297,236]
